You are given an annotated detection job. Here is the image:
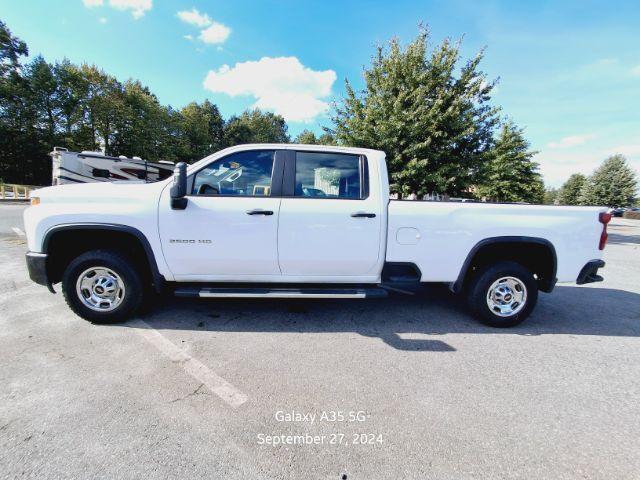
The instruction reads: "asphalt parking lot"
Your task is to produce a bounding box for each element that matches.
[1,203,639,479]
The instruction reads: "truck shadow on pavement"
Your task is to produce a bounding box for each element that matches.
[129,284,640,352]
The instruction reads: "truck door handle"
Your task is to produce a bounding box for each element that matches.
[351,212,376,218]
[246,209,274,216]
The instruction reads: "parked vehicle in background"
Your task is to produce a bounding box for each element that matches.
[51,147,174,185]
[25,144,610,328]
[611,207,626,217]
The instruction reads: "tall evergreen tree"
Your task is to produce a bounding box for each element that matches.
[556,173,586,205]
[477,121,544,203]
[579,155,637,207]
[331,28,499,197]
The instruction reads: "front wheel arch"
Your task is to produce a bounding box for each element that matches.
[43,224,164,292]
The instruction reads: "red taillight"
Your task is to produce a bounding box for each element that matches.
[598,212,611,250]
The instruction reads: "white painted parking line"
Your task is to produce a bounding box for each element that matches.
[11,227,25,237]
[129,319,247,408]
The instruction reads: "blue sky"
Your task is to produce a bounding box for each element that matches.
[1,0,639,186]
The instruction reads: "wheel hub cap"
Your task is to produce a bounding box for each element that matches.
[76,267,126,312]
[486,276,527,317]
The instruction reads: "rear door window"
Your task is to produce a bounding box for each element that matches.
[294,152,363,199]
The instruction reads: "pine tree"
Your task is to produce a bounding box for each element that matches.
[556,173,586,205]
[331,27,499,197]
[477,121,544,203]
[579,155,637,207]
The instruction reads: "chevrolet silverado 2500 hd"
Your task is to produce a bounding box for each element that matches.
[23,144,610,327]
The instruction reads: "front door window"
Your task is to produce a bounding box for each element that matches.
[192,150,275,197]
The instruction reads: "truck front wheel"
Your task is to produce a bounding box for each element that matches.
[61,249,143,323]
[466,261,538,328]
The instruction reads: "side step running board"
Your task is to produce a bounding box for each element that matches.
[174,286,388,299]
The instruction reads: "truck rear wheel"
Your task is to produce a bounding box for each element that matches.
[466,261,538,328]
[61,249,143,323]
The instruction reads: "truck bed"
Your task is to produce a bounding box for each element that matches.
[386,200,606,284]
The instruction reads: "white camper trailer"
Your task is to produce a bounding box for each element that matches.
[50,148,174,185]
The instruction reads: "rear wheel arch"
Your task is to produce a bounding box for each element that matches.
[453,236,557,294]
[42,224,164,292]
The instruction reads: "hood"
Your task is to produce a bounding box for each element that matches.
[31,180,166,204]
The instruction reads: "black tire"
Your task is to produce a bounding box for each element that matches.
[466,261,538,328]
[61,249,143,324]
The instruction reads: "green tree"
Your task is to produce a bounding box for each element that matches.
[26,57,60,144]
[556,173,586,205]
[54,60,88,149]
[331,28,499,197]
[294,129,336,145]
[0,22,42,184]
[179,100,225,161]
[294,129,318,144]
[579,155,637,207]
[81,65,125,153]
[544,187,558,205]
[0,19,28,77]
[477,121,544,203]
[112,80,172,160]
[223,109,289,146]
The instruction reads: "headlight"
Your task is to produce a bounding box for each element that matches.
[30,197,40,206]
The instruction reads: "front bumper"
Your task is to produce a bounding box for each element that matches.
[25,251,49,287]
[576,259,605,285]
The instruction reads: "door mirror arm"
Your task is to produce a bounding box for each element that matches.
[170,162,188,210]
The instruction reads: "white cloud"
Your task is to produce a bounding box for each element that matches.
[83,0,151,19]
[99,17,108,23]
[535,151,601,187]
[108,0,152,19]
[184,34,194,41]
[630,65,640,77]
[199,22,231,44]
[177,8,230,45]
[177,8,211,27]
[203,56,336,122]
[547,134,594,149]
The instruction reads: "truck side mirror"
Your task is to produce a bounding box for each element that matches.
[170,162,188,210]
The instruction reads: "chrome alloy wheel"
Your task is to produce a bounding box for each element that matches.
[486,276,527,317]
[76,267,126,312]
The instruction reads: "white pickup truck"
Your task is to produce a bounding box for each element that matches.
[24,144,610,327]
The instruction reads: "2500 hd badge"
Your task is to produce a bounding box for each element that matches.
[169,239,212,244]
